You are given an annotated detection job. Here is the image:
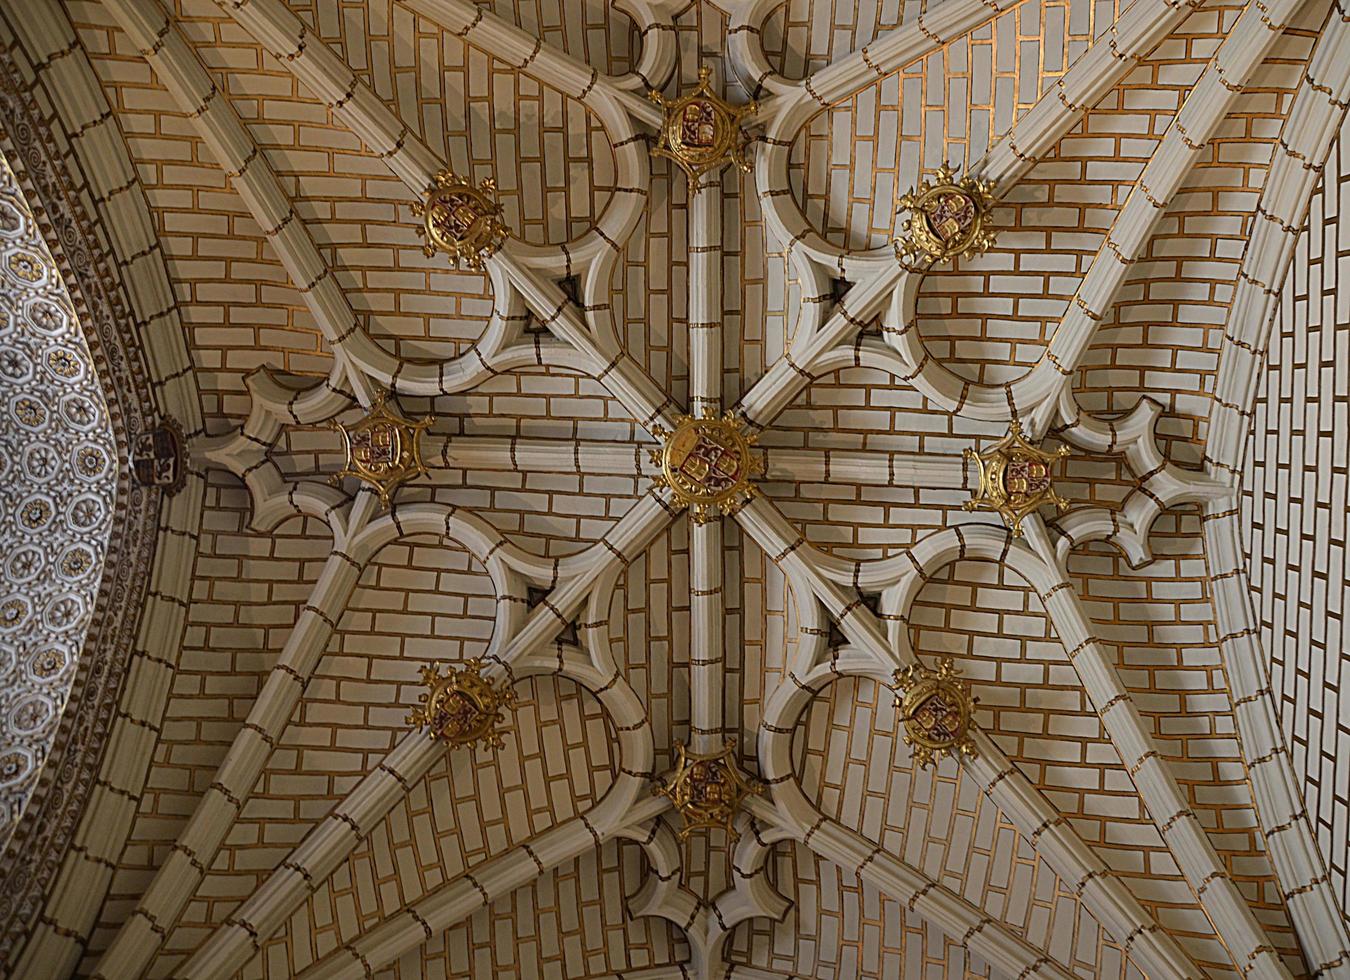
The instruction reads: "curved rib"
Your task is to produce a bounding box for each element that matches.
[741,797,1077,980]
[209,0,677,436]
[90,487,668,979]
[127,491,675,980]
[89,492,529,979]
[399,0,666,128]
[737,265,907,428]
[1201,7,1350,970]
[174,640,656,980]
[742,0,1200,431]
[295,793,670,979]
[739,497,1209,980]
[893,0,1309,424]
[890,519,1294,978]
[101,0,572,404]
[746,0,1017,284]
[212,0,644,272]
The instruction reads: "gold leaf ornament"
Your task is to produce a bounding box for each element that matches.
[649,66,757,188]
[648,409,765,523]
[964,422,1071,536]
[893,658,979,769]
[653,740,762,841]
[894,164,997,267]
[413,170,507,270]
[407,659,518,752]
[330,390,434,507]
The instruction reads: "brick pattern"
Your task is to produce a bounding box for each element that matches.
[414,843,679,979]
[762,0,1122,86]
[38,0,1336,974]
[728,843,1152,979]
[796,674,1141,977]
[1244,110,1350,921]
[1080,11,1322,464]
[785,0,1126,253]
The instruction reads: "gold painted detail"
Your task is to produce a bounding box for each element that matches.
[649,409,763,523]
[331,390,433,507]
[413,170,507,270]
[894,165,997,266]
[407,659,517,751]
[649,67,757,188]
[654,740,761,841]
[963,423,1070,536]
[893,658,978,769]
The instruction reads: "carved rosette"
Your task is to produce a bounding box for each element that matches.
[412,170,507,270]
[330,390,433,507]
[892,658,979,769]
[407,659,517,752]
[654,740,761,841]
[649,409,764,523]
[894,164,997,266]
[649,66,757,188]
[964,422,1071,536]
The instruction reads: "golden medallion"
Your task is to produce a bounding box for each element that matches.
[331,390,433,507]
[894,165,997,266]
[649,409,764,523]
[893,658,978,769]
[413,170,507,270]
[407,659,517,752]
[653,740,761,841]
[964,423,1070,536]
[649,67,756,188]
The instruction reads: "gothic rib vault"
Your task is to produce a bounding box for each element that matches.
[1,0,1350,977]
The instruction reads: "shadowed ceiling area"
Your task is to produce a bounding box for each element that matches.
[0,0,1348,978]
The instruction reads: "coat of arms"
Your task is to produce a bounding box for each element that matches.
[331,391,433,507]
[964,422,1071,536]
[895,165,997,266]
[650,409,764,523]
[408,659,516,752]
[650,67,756,188]
[413,170,507,270]
[893,658,979,769]
[653,740,761,841]
[130,419,187,495]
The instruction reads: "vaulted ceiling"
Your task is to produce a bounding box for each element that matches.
[0,0,1348,978]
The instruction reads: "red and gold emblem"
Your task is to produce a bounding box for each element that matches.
[653,740,761,841]
[895,165,997,266]
[407,659,517,752]
[331,390,433,507]
[413,170,507,270]
[964,423,1070,536]
[650,410,764,523]
[893,658,978,769]
[649,67,756,188]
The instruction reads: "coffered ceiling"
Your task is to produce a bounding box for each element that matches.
[0,0,1349,977]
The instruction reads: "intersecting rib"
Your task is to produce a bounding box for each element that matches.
[739,498,1205,979]
[896,0,1311,423]
[133,492,675,979]
[744,800,1076,979]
